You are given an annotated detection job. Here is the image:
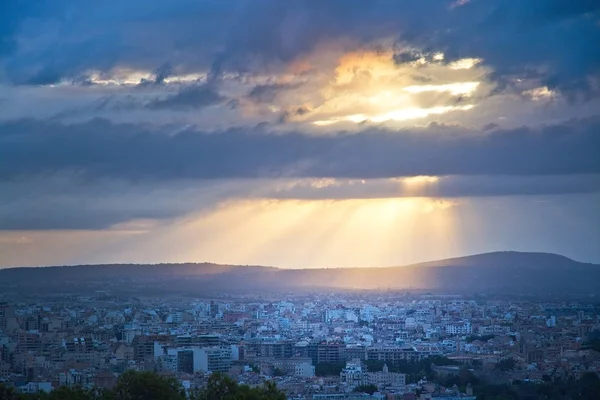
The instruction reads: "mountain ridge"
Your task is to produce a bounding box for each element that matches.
[0,251,594,271]
[1,251,598,296]
[392,251,595,269]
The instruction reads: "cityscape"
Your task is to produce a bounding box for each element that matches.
[1,0,599,399]
[1,256,600,399]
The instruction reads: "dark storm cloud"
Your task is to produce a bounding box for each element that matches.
[146,84,225,110]
[0,177,250,230]
[3,173,599,231]
[1,117,599,181]
[247,83,302,104]
[406,0,600,99]
[0,0,67,57]
[1,0,230,84]
[137,63,173,86]
[2,1,598,98]
[0,205,164,230]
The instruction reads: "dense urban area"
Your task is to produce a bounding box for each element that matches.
[1,290,600,400]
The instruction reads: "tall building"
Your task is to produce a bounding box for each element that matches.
[210,301,219,318]
[345,346,367,361]
[0,303,18,332]
[245,340,294,359]
[17,331,42,352]
[177,350,194,374]
[192,346,232,373]
[176,334,220,347]
[132,335,171,362]
[316,342,346,364]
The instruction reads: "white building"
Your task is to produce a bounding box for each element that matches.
[340,360,365,386]
[192,346,233,373]
[295,362,316,377]
[159,351,178,373]
[340,361,406,389]
[404,317,418,330]
[365,364,406,388]
[445,322,472,335]
[18,382,52,394]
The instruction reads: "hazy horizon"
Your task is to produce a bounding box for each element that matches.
[1,250,597,270]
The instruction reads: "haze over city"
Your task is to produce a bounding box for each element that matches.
[1,0,599,269]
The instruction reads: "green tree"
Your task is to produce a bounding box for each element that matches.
[495,358,516,372]
[3,372,288,400]
[577,372,600,400]
[0,383,21,400]
[466,334,495,343]
[582,337,600,352]
[355,384,378,395]
[45,386,100,400]
[315,362,345,377]
[0,383,103,400]
[191,373,285,400]
[111,370,186,400]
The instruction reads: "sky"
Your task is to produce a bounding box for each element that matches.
[0,0,599,268]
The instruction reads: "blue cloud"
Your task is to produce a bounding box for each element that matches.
[1,0,597,97]
[1,117,599,181]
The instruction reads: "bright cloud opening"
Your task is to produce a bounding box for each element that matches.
[313,105,474,125]
[402,82,480,96]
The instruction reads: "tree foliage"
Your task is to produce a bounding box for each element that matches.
[581,336,600,353]
[495,358,517,372]
[466,334,495,343]
[363,356,458,383]
[315,362,345,376]
[191,373,285,400]
[471,373,600,400]
[354,384,378,395]
[0,371,286,400]
[110,370,186,400]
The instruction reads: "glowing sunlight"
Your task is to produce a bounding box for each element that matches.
[113,198,462,269]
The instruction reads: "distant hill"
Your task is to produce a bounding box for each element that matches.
[1,251,599,296]
[399,251,582,269]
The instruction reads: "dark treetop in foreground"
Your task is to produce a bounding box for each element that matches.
[0,371,286,400]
